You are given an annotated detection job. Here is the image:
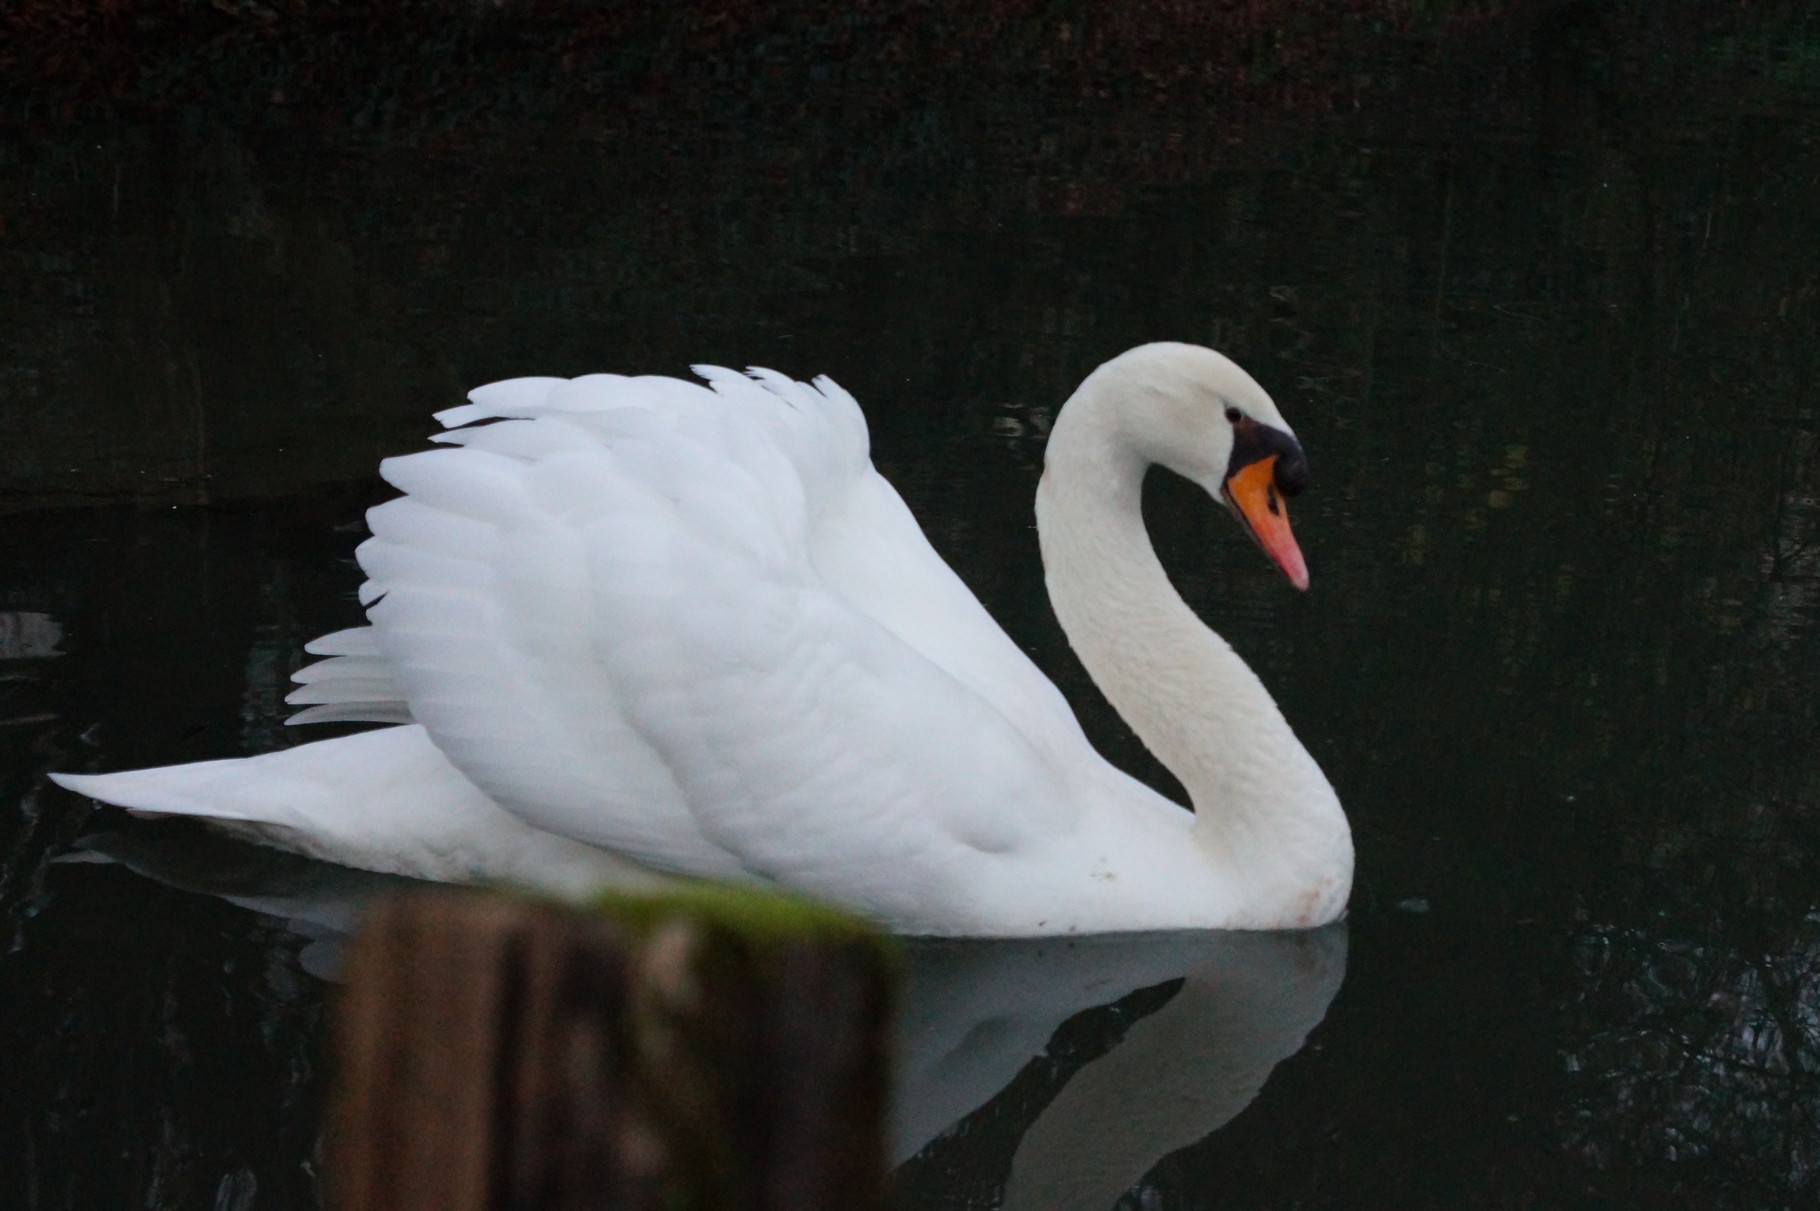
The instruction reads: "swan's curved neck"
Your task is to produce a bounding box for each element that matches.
[1035,382,1348,909]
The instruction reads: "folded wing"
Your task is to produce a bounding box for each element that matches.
[292,369,1087,928]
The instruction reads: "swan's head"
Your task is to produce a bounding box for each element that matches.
[1077,342,1312,589]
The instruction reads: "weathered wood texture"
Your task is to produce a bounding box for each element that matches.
[328,890,893,1211]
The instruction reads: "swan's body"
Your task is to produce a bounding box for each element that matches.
[53,343,1351,935]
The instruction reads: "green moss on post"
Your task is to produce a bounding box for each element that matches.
[327,887,896,1211]
[589,881,890,944]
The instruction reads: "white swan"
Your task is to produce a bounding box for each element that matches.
[51,342,1351,935]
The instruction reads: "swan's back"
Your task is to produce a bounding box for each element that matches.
[295,368,1093,931]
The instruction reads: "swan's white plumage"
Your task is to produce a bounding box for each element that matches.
[280,627,413,723]
[343,369,1089,930]
[53,346,1353,935]
[49,725,659,895]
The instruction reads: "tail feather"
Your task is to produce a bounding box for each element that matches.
[52,761,262,822]
[50,726,666,896]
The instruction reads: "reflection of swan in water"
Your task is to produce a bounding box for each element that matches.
[1002,929,1342,1209]
[897,928,1345,1209]
[65,823,417,981]
[76,825,1345,1207]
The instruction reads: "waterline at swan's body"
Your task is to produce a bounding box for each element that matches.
[53,343,1352,935]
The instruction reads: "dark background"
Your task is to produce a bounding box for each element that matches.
[3,2,1820,1207]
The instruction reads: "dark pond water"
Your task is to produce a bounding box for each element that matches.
[4,4,1820,1207]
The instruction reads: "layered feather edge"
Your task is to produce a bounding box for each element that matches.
[53,366,1133,928]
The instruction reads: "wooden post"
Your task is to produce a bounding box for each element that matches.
[327,887,895,1211]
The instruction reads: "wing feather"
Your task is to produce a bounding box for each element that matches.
[290,656,392,684]
[293,367,1092,924]
[434,375,568,426]
[286,678,406,704]
[288,628,410,722]
[287,702,414,725]
[304,626,380,656]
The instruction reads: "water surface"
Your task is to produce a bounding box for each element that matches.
[4,5,1820,1207]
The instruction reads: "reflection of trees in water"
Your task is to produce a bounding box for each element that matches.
[4,1,1817,509]
[0,634,66,955]
[1763,432,1820,649]
[1169,34,1820,1197]
[1551,405,1820,1195]
[1566,922,1820,1192]
[0,506,371,1208]
[0,865,330,1210]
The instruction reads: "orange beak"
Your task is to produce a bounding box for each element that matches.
[1222,456,1310,590]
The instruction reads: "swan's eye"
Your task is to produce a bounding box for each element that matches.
[1224,407,1243,424]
